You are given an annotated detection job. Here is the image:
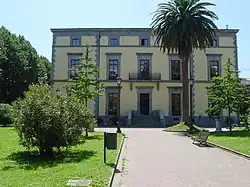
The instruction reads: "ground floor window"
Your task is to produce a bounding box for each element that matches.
[108,92,118,115]
[171,93,181,116]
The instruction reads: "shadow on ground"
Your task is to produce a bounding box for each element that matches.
[3,149,96,170]
[211,130,250,138]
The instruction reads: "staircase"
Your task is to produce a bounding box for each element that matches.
[131,115,163,128]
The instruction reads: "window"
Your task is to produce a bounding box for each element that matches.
[139,59,150,80]
[68,59,80,78]
[71,37,81,46]
[171,60,181,80]
[171,93,181,116]
[210,39,218,48]
[108,59,119,80]
[209,60,219,78]
[109,38,119,46]
[140,38,149,46]
[108,92,118,115]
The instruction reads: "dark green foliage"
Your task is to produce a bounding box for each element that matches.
[12,84,96,155]
[0,103,13,126]
[151,0,218,125]
[206,58,249,132]
[67,45,104,137]
[0,26,50,103]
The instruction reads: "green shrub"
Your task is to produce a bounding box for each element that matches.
[0,103,13,126]
[12,84,96,155]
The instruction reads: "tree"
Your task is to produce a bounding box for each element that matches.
[67,45,104,137]
[151,0,218,126]
[37,56,51,84]
[238,84,250,131]
[205,58,247,132]
[12,84,95,156]
[0,26,50,103]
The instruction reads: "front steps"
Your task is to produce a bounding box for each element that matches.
[131,115,163,128]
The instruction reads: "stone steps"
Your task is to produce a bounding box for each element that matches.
[131,115,163,128]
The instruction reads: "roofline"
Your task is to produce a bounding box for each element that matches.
[50,27,239,34]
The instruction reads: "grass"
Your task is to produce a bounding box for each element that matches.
[209,129,250,156]
[164,123,190,132]
[0,127,122,187]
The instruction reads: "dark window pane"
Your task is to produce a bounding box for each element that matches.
[110,38,118,46]
[108,93,117,115]
[172,93,181,116]
[72,38,80,46]
[210,39,218,47]
[109,59,118,80]
[69,59,80,78]
[139,59,150,80]
[210,60,219,78]
[141,38,149,46]
[171,60,181,80]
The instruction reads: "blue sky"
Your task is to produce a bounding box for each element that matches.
[0,0,249,77]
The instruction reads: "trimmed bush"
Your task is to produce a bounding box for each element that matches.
[12,84,96,155]
[0,103,13,126]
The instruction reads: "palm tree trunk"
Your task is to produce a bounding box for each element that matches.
[181,56,190,126]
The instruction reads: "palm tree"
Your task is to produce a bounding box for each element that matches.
[151,0,218,126]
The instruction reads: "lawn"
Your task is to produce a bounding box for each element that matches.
[0,127,122,187]
[164,123,202,132]
[209,130,250,156]
[164,123,190,132]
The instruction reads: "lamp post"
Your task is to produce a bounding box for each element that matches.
[189,78,195,125]
[116,76,122,133]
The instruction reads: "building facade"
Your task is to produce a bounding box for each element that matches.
[51,28,239,127]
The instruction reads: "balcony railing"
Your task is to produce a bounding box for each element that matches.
[129,73,161,81]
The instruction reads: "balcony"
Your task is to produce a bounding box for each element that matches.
[129,73,161,81]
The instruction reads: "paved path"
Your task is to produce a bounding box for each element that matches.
[109,128,250,187]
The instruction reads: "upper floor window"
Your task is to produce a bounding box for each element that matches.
[109,37,119,46]
[210,39,218,48]
[108,59,119,80]
[209,60,220,78]
[71,37,81,46]
[140,38,149,46]
[171,60,181,80]
[69,58,80,78]
[106,53,121,80]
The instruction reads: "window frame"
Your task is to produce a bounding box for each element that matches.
[168,87,182,117]
[139,36,150,46]
[108,37,119,46]
[108,59,119,80]
[71,37,81,46]
[105,88,118,116]
[170,60,181,81]
[206,54,222,80]
[106,53,121,80]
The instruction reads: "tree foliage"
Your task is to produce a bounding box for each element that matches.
[0,26,51,103]
[151,0,218,125]
[67,45,104,137]
[12,84,95,155]
[205,58,248,131]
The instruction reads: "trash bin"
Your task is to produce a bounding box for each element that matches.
[105,133,117,150]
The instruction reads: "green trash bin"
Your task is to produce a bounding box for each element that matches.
[105,132,117,150]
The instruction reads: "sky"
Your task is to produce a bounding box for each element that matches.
[0,0,249,77]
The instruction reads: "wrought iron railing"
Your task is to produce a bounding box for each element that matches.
[129,73,161,81]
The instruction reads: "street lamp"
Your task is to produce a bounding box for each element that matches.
[189,78,195,124]
[116,76,122,133]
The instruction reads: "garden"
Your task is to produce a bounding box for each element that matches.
[0,45,122,186]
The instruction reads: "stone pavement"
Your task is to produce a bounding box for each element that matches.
[108,128,250,187]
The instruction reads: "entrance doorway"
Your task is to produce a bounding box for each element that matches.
[140,93,150,115]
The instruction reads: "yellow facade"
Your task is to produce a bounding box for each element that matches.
[51,28,239,127]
